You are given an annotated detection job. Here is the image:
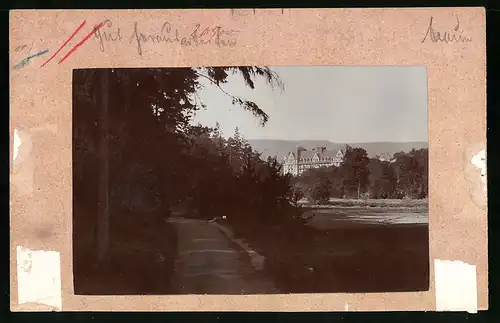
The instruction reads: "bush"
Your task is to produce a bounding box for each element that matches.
[307,183,330,204]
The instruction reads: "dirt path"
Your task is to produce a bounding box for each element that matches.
[167,217,278,294]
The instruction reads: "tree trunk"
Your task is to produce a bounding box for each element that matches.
[357,182,360,199]
[97,70,110,262]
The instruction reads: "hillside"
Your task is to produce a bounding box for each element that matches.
[246,139,428,161]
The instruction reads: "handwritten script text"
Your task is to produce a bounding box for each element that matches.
[93,20,241,55]
[422,16,472,44]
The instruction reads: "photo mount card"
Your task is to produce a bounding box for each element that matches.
[9,8,486,312]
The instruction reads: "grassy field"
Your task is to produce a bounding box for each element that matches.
[298,198,428,213]
[228,204,429,293]
[262,224,429,293]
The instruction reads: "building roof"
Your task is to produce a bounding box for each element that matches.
[298,149,344,162]
[283,147,346,164]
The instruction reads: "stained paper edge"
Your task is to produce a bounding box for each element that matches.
[471,149,487,195]
[434,259,478,314]
[15,246,62,312]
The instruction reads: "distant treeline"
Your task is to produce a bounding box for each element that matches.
[292,146,429,205]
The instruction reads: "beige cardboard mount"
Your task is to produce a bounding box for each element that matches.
[9,8,487,312]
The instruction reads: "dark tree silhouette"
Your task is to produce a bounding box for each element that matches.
[367,159,397,199]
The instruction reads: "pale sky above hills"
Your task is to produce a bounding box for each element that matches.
[192,66,428,143]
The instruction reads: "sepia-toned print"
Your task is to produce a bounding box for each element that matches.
[72,66,429,295]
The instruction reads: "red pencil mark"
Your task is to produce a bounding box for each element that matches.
[40,20,87,67]
[58,22,105,64]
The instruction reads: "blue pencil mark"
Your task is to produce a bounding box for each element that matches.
[12,49,49,70]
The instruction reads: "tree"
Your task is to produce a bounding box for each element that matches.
[326,166,343,198]
[298,168,332,204]
[212,122,226,153]
[380,161,397,198]
[73,66,284,262]
[289,177,304,206]
[261,157,292,204]
[409,148,429,198]
[227,127,245,173]
[340,146,370,199]
[367,159,397,199]
[391,148,428,199]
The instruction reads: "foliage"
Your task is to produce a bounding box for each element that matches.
[72,66,292,284]
[367,159,397,199]
[392,148,428,199]
[297,167,332,204]
[293,147,428,203]
[73,67,283,213]
[288,177,304,206]
[340,145,370,198]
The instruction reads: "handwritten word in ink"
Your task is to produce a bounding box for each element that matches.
[422,16,472,44]
[94,19,123,52]
[12,49,49,70]
[129,21,240,56]
[14,42,34,53]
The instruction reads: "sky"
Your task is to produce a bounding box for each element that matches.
[192,66,428,143]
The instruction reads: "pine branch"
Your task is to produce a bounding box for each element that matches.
[194,71,270,126]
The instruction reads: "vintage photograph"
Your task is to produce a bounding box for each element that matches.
[73,66,429,295]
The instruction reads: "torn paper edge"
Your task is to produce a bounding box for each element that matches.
[471,149,487,195]
[434,259,477,313]
[10,128,35,197]
[16,246,62,311]
[12,128,33,168]
[13,128,21,164]
[12,125,56,169]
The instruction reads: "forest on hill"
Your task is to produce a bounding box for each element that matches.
[246,139,428,161]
